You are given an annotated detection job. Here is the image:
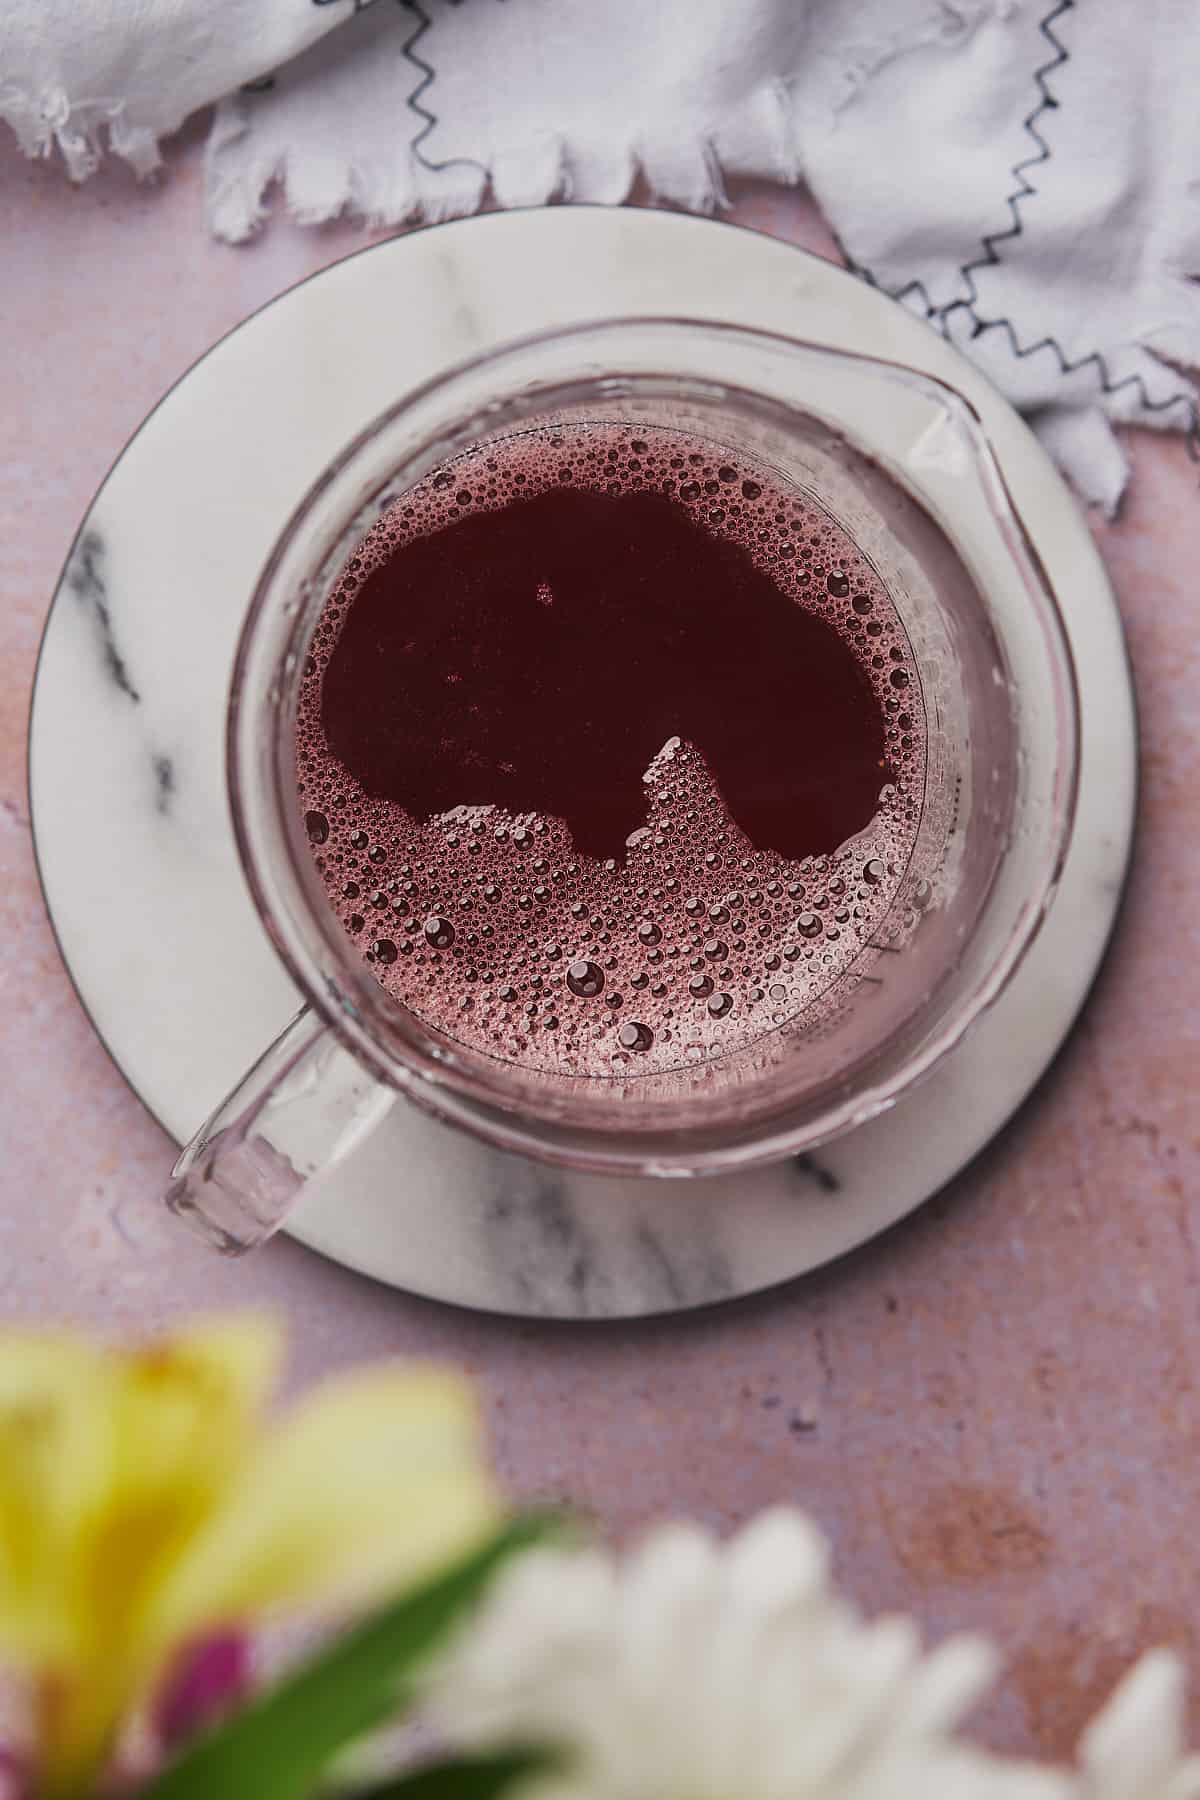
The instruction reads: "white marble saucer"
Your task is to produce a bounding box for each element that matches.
[29,208,1135,1319]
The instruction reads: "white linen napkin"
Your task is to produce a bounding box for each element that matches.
[4,0,1198,512]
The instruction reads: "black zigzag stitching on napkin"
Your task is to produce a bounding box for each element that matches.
[843,0,1198,451]
[937,0,1072,338]
[837,258,938,320]
[399,0,488,180]
[942,1,1197,444]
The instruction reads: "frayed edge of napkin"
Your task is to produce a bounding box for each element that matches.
[1,84,163,180]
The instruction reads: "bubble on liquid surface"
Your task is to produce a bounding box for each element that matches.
[566,959,604,997]
[618,1021,654,1053]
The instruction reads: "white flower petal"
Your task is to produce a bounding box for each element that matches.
[1081,1650,1189,1798]
[619,1521,717,1698]
[723,1506,831,1616]
[430,1508,1174,1800]
[759,1615,918,1791]
[899,1634,1000,1735]
[1166,1760,1200,1800]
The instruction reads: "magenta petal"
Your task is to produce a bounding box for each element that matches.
[155,1631,253,1748]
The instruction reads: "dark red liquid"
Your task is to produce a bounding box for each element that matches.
[320,485,886,864]
[296,423,924,1078]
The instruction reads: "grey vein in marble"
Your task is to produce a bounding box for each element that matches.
[476,1151,737,1318]
[633,1213,734,1312]
[152,753,176,815]
[66,530,141,704]
[792,1153,842,1193]
[63,527,182,825]
[481,1162,592,1316]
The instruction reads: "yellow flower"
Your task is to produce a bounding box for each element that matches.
[0,1316,498,1798]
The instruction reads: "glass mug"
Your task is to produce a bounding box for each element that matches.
[166,318,1078,1253]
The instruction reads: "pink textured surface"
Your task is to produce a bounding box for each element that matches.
[3,124,1199,1758]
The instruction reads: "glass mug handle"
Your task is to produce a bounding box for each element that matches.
[165,1008,397,1253]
